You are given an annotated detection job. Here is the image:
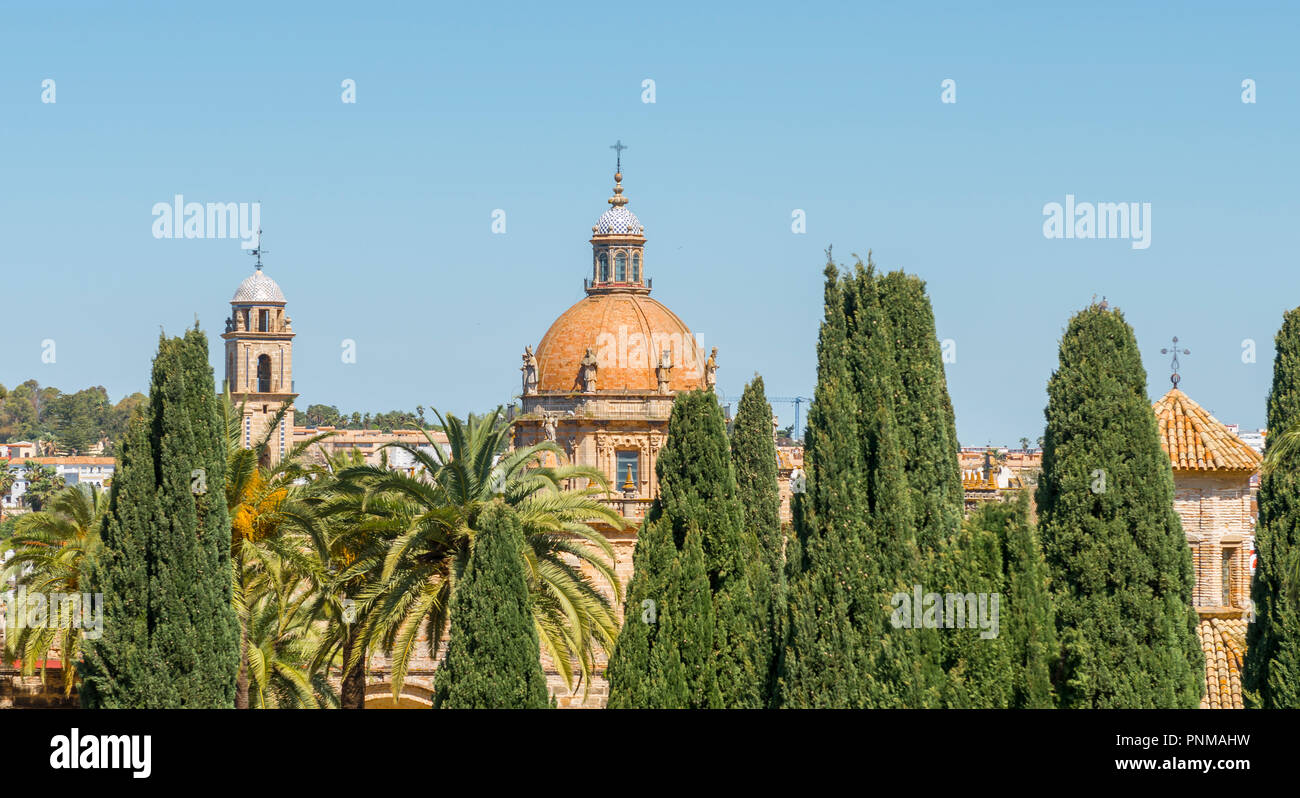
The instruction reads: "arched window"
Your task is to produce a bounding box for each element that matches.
[257,354,272,393]
[615,252,627,282]
[599,253,609,282]
[632,253,641,283]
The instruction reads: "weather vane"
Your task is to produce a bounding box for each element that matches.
[610,139,627,172]
[247,227,268,269]
[1161,336,1190,388]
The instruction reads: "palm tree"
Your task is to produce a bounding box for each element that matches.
[242,550,338,708]
[20,462,61,512]
[0,459,15,522]
[222,391,335,708]
[345,408,627,702]
[0,483,105,695]
[298,446,403,709]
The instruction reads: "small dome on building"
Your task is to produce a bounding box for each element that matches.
[232,268,286,304]
[596,206,643,236]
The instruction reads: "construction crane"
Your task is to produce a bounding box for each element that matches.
[769,396,812,441]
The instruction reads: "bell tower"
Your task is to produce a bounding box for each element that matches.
[222,240,296,464]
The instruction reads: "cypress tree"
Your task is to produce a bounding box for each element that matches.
[942,491,1056,708]
[653,389,763,707]
[79,416,161,708]
[432,501,550,709]
[1245,309,1300,707]
[877,269,963,556]
[781,256,935,707]
[607,516,717,708]
[936,505,1014,708]
[82,326,238,707]
[994,491,1057,708]
[878,266,964,706]
[1036,303,1202,708]
[607,390,763,707]
[730,375,783,705]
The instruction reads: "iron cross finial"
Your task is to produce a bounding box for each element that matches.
[610,140,628,172]
[1161,336,1190,388]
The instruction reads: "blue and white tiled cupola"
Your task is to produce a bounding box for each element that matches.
[588,171,649,295]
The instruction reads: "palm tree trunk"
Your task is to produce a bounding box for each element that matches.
[340,630,366,709]
[235,625,250,709]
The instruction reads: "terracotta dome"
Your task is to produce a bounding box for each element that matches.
[535,292,705,394]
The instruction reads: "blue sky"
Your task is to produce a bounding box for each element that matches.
[1,1,1296,445]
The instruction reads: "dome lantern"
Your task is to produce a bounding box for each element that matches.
[589,161,648,294]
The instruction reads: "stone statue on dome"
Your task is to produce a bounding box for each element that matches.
[580,347,598,393]
[656,349,673,394]
[521,345,538,395]
[705,346,719,392]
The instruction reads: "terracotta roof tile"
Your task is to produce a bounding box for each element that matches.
[1199,618,1247,709]
[1152,389,1262,473]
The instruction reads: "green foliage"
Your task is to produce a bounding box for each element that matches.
[0,460,15,521]
[730,375,783,706]
[654,390,764,707]
[80,326,240,708]
[300,403,423,432]
[877,271,963,556]
[994,492,1057,708]
[608,390,764,708]
[937,492,1056,708]
[336,408,622,703]
[1035,304,1202,708]
[432,501,550,708]
[0,484,106,694]
[1245,307,1300,708]
[607,519,717,708]
[19,462,61,512]
[0,380,144,454]
[780,256,938,708]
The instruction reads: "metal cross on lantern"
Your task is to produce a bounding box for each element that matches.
[609,140,627,172]
[1162,336,1190,388]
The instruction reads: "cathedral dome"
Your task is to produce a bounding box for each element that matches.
[534,292,706,394]
[232,268,286,304]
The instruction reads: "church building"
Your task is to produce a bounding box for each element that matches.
[513,167,717,617]
[1152,384,1260,709]
[223,253,297,465]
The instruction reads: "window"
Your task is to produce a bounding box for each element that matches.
[259,309,269,332]
[615,450,639,491]
[632,253,641,283]
[599,253,609,282]
[257,354,272,392]
[1222,548,1236,606]
[615,252,627,281]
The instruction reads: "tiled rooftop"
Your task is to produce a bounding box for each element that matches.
[1199,617,1246,709]
[1153,389,1262,473]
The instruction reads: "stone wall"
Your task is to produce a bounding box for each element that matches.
[1171,472,1255,612]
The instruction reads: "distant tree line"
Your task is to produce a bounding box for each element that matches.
[298,403,426,432]
[299,403,507,434]
[0,380,146,454]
